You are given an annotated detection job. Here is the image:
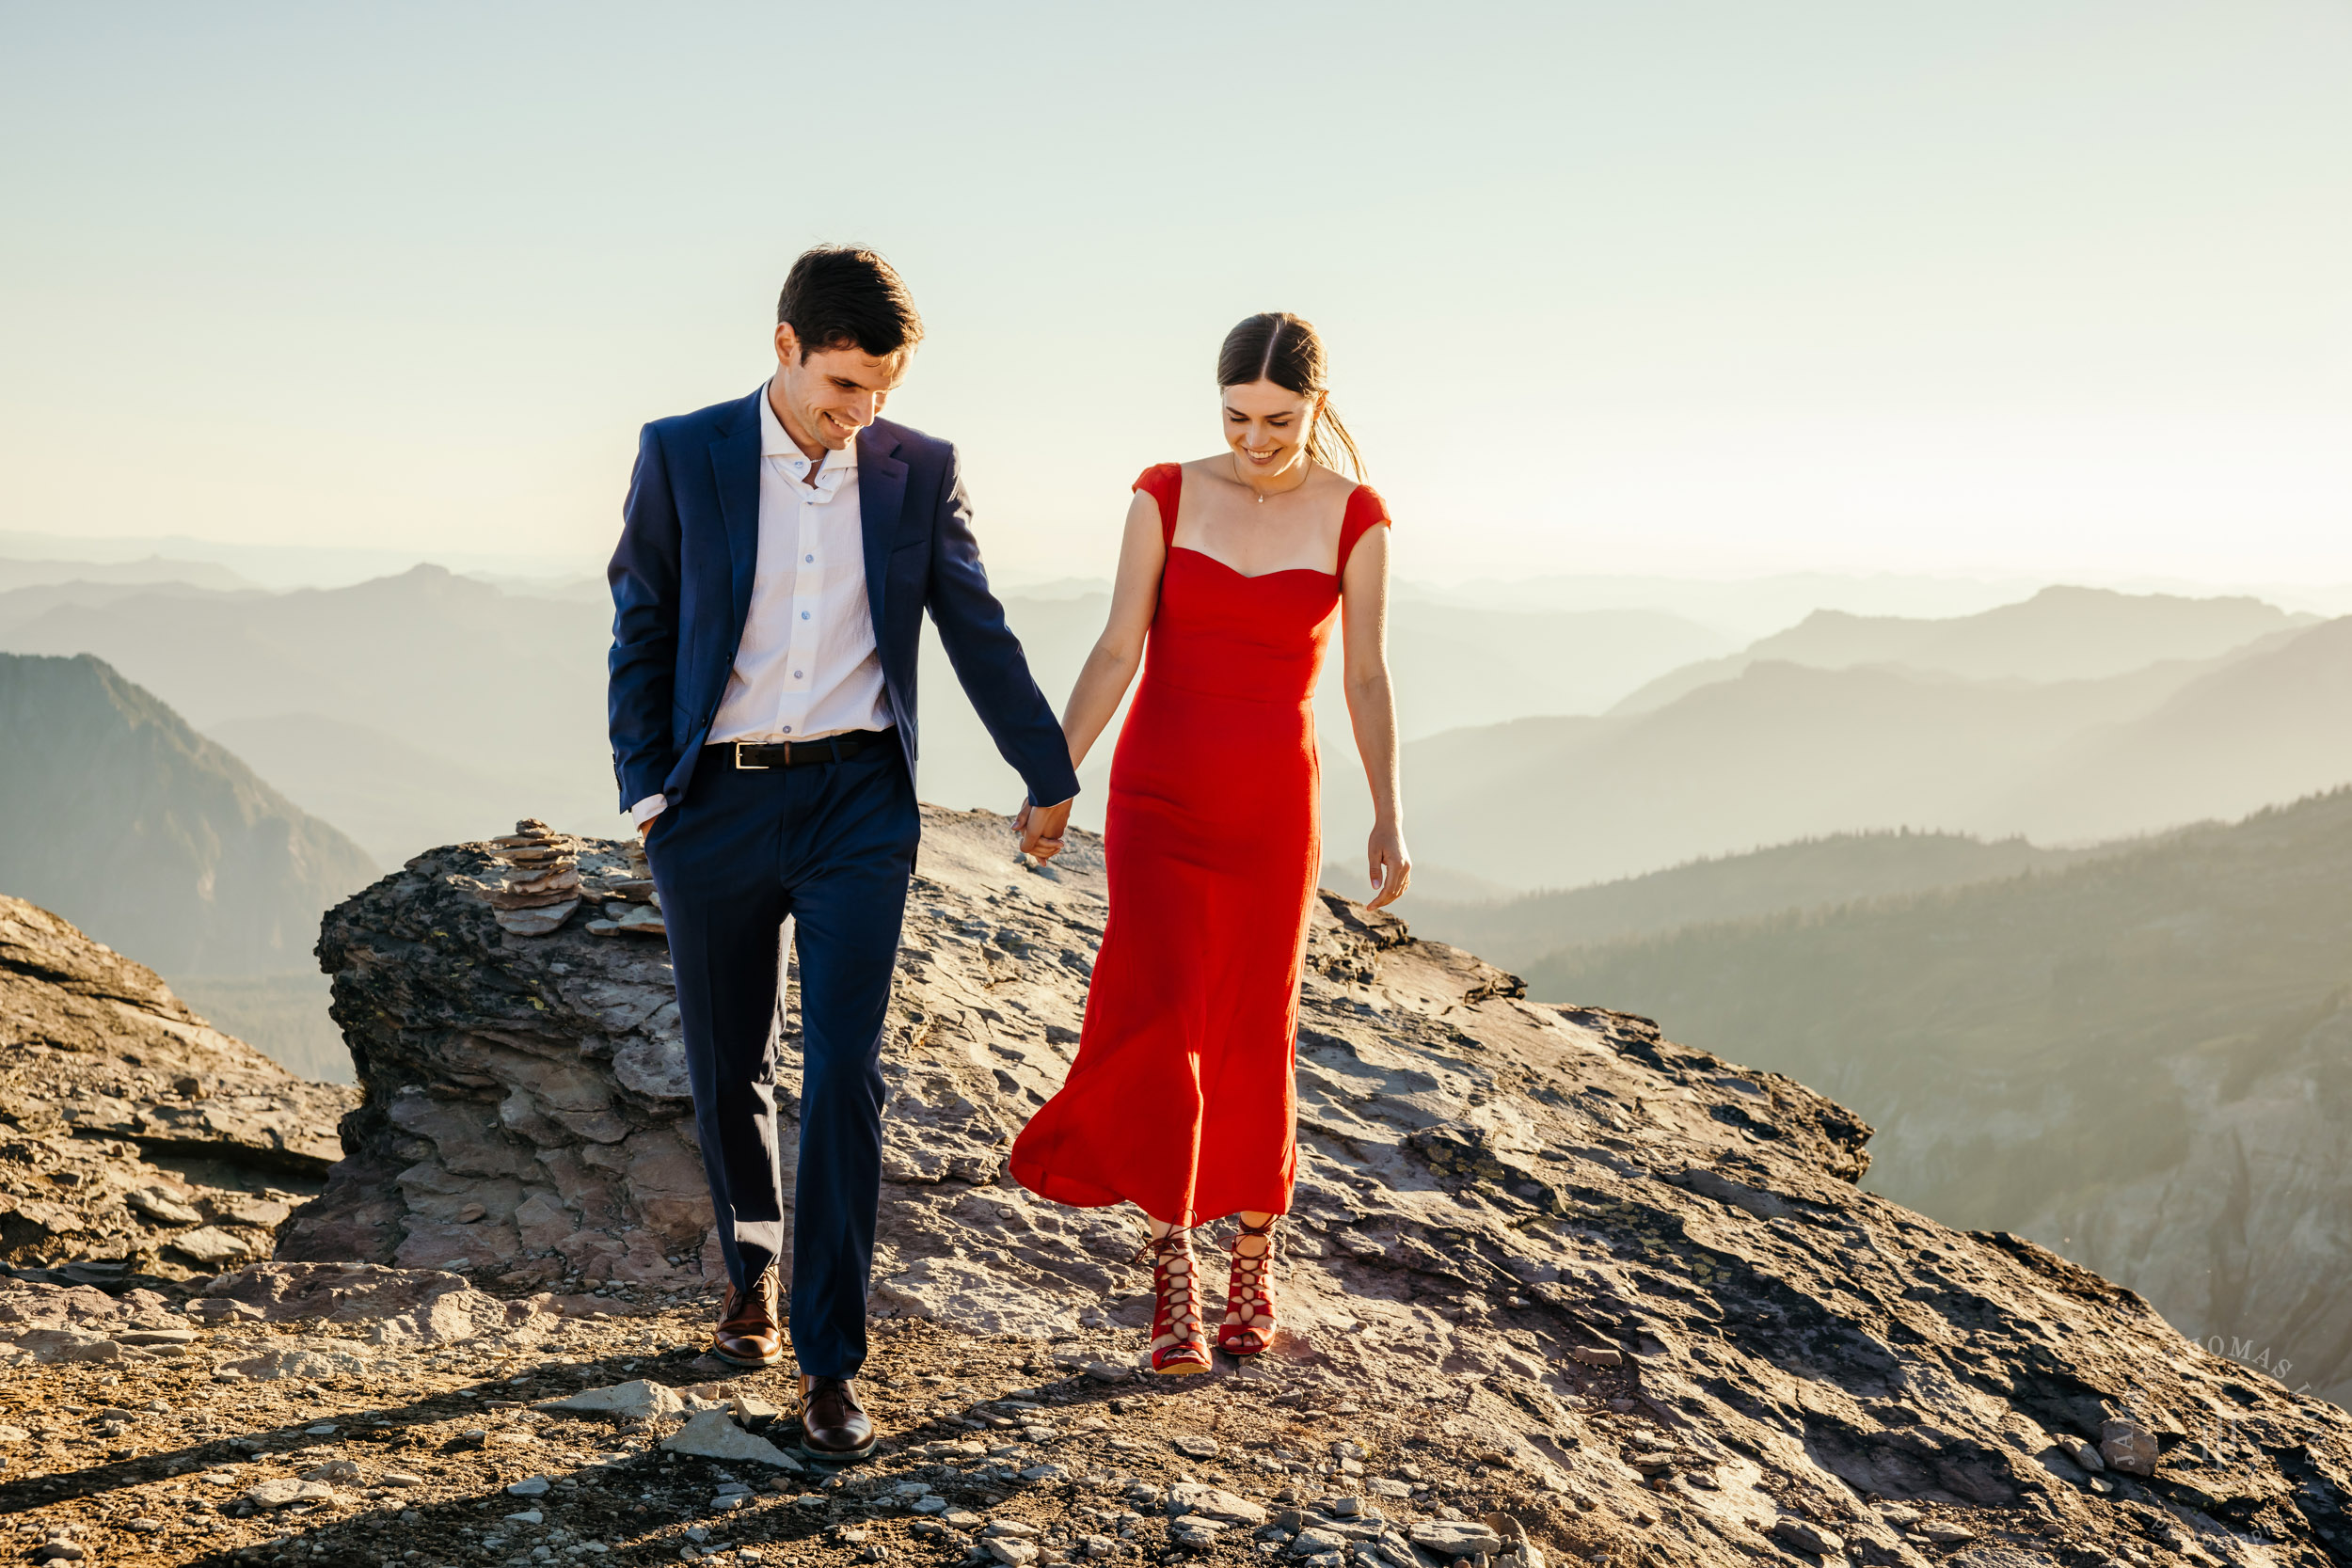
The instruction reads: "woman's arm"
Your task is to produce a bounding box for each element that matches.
[1013,491,1166,848]
[1340,525,1410,910]
[1060,491,1168,766]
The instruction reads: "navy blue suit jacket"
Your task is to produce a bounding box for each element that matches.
[607,388,1080,817]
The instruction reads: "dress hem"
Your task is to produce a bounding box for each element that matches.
[1009,1158,1292,1231]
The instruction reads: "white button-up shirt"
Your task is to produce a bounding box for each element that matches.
[629,388,892,827]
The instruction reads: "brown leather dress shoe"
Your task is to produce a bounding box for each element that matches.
[709,1266,783,1368]
[796,1373,876,1460]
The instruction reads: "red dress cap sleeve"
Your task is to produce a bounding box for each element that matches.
[1134,463,1184,546]
[1337,483,1391,574]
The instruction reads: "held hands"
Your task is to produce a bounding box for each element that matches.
[1016,796,1073,863]
[1364,822,1412,911]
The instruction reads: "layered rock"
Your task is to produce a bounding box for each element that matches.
[0,1274,187,1365]
[0,894,355,1275]
[294,806,2352,1564]
[465,817,587,938]
[294,826,706,1284]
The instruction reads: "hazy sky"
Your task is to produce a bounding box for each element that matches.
[4,2,2347,584]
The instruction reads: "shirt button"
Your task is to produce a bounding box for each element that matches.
[804,554,814,562]
[793,670,804,679]
[801,610,810,620]
[781,726,792,735]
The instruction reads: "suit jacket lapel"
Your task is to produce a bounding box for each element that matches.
[857,425,908,636]
[709,388,766,643]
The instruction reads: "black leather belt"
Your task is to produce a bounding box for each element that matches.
[709,729,894,770]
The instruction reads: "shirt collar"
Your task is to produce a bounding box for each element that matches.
[759,386,860,477]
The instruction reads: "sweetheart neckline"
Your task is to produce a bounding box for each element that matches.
[1168,545,1336,581]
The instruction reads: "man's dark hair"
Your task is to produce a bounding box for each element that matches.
[777,246,923,360]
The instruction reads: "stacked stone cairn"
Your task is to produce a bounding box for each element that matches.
[585,836,664,940]
[474,819,583,937]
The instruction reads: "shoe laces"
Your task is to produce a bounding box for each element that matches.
[1228,1220,1277,1308]
[1136,1230,1204,1338]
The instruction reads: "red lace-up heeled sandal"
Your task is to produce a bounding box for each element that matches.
[1136,1229,1211,1374]
[1216,1215,1279,1356]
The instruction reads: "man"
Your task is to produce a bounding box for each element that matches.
[607,246,1075,1459]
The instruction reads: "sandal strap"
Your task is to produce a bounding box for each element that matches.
[1229,1221,1278,1282]
[1137,1228,1206,1353]
[1131,1227,1196,1266]
[1223,1217,1279,1336]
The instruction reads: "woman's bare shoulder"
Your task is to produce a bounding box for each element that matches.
[1303,461,1356,498]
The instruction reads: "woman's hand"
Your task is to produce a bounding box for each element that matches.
[1016,796,1070,862]
[1365,823,1411,911]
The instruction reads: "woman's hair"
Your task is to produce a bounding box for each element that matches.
[1216,312,1365,480]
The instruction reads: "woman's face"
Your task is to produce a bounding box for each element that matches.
[1222,379,1321,478]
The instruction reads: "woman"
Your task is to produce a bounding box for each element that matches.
[1009,312,1411,1372]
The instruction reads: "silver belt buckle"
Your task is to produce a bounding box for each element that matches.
[734,740,768,771]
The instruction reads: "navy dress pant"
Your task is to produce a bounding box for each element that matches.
[644,740,918,1379]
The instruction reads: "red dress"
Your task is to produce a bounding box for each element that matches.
[1010,463,1391,1227]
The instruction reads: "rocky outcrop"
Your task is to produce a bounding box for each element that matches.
[294,806,2352,1566]
[0,894,355,1276]
[294,825,705,1283]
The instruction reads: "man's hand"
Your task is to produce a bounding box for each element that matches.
[1016,797,1072,862]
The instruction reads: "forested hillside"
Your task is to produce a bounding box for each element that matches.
[1524,785,2352,1402]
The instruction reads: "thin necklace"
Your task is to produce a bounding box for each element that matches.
[1232,450,1309,504]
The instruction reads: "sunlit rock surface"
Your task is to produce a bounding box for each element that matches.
[0,894,353,1276]
[287,806,2352,1563]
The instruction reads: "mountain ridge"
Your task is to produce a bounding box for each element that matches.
[1518,782,2352,1407]
[1349,612,2352,890]
[1397,827,2119,970]
[0,652,376,974]
[1612,584,2314,715]
[0,563,622,847]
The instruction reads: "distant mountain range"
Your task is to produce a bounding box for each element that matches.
[13,559,2346,910]
[916,594,1736,830]
[201,712,518,874]
[1501,784,2352,1405]
[1989,613,2352,844]
[0,529,597,592]
[0,653,375,974]
[1,562,1742,853]
[14,558,2348,904]
[1613,584,2312,712]
[0,653,373,1082]
[0,564,617,862]
[0,555,258,593]
[1338,588,2352,890]
[1396,827,2110,971]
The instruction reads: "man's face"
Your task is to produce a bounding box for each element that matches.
[771,324,912,452]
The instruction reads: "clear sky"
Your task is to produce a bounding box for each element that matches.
[3,2,2347,585]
